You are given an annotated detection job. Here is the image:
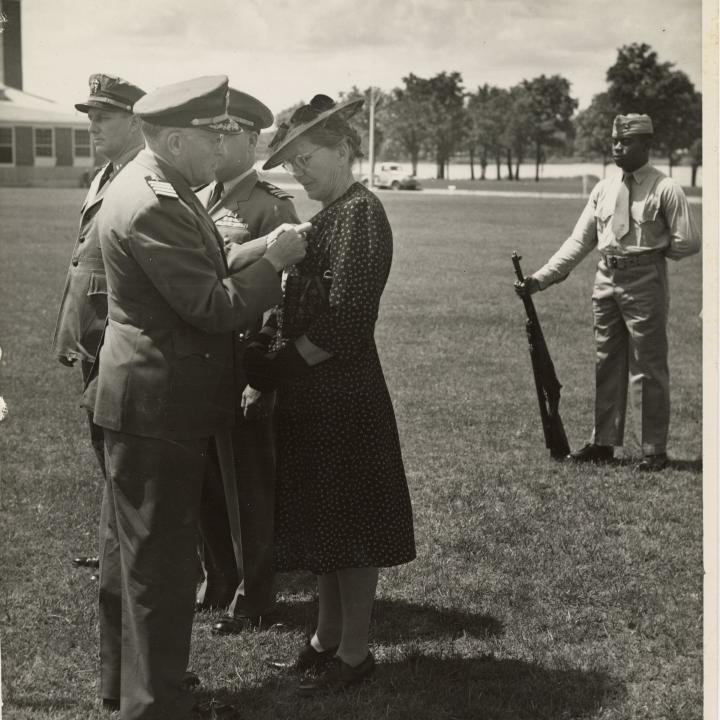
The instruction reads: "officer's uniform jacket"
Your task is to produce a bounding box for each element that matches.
[197,169,300,238]
[90,149,282,440]
[198,169,300,384]
[52,144,143,362]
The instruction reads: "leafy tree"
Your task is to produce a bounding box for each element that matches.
[384,75,433,175]
[467,84,512,180]
[423,72,467,179]
[689,138,702,187]
[575,92,616,170]
[502,85,534,180]
[606,43,701,173]
[521,75,577,182]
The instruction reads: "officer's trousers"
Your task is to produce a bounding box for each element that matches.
[99,429,207,720]
[591,255,670,455]
[197,411,276,617]
[81,360,105,475]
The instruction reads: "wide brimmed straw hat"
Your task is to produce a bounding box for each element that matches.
[263,94,364,170]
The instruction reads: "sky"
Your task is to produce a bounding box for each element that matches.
[19,0,702,119]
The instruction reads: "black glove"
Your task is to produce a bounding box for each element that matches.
[246,331,274,353]
[243,342,311,392]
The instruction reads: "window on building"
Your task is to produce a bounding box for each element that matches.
[34,128,54,158]
[74,129,91,158]
[0,127,13,164]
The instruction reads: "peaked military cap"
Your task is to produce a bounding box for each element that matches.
[75,73,146,114]
[210,88,274,135]
[134,75,230,130]
[263,94,364,170]
[612,114,654,138]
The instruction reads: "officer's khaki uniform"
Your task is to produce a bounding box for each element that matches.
[195,170,299,616]
[91,149,282,719]
[52,144,143,470]
[534,163,700,454]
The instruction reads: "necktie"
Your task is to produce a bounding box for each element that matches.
[98,162,114,191]
[611,174,631,240]
[206,181,224,209]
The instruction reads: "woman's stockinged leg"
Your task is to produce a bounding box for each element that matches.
[336,566,379,667]
[312,572,342,651]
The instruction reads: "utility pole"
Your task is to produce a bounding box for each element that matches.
[367,87,376,190]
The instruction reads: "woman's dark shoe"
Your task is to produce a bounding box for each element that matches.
[295,641,340,672]
[297,653,375,696]
[267,640,339,672]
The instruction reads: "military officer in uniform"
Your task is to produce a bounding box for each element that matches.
[52,73,145,569]
[516,114,700,471]
[88,75,307,719]
[195,89,301,634]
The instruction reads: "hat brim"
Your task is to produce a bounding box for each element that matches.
[74,100,132,114]
[262,98,364,170]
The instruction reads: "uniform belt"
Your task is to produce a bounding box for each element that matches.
[601,252,663,269]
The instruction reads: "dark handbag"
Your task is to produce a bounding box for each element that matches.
[275,269,333,345]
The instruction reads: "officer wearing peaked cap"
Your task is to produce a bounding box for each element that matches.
[195,89,301,628]
[87,75,308,720]
[52,72,145,574]
[516,113,700,471]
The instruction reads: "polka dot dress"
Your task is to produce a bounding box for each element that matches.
[273,182,416,575]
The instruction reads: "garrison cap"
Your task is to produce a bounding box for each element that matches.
[75,73,146,114]
[213,88,274,134]
[612,114,654,138]
[134,75,230,131]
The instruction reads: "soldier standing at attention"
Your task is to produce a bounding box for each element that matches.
[52,73,145,569]
[88,75,307,719]
[195,89,301,634]
[516,114,700,471]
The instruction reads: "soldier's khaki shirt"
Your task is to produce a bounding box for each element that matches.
[534,163,700,289]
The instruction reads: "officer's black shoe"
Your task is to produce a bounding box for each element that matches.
[211,616,256,635]
[72,556,100,569]
[568,443,614,463]
[102,697,120,712]
[212,613,277,634]
[637,453,668,472]
[182,670,201,689]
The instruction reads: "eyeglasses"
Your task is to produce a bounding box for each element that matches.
[281,146,323,174]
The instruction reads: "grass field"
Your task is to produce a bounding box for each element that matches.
[0,186,703,719]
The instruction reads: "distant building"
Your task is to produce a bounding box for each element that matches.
[0,0,94,187]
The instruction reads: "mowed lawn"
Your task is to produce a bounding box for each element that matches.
[0,186,703,719]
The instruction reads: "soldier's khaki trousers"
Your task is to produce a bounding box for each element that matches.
[591,255,670,455]
[99,429,207,720]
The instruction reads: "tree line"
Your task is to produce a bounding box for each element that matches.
[273,43,702,185]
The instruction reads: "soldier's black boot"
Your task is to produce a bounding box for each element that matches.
[568,443,614,463]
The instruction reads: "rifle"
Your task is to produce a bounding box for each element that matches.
[512,252,570,460]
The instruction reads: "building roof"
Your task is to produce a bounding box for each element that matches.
[0,84,87,126]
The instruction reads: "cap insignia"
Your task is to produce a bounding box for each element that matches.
[90,77,101,95]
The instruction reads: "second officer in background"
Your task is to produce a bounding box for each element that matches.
[196,88,301,633]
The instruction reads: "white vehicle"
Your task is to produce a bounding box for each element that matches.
[363,163,422,190]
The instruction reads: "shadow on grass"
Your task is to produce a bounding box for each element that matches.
[263,595,503,642]
[607,456,702,473]
[667,457,702,472]
[195,653,622,720]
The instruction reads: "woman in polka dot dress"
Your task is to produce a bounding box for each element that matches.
[244,95,415,693]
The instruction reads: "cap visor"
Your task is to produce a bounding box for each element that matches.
[74,100,127,114]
